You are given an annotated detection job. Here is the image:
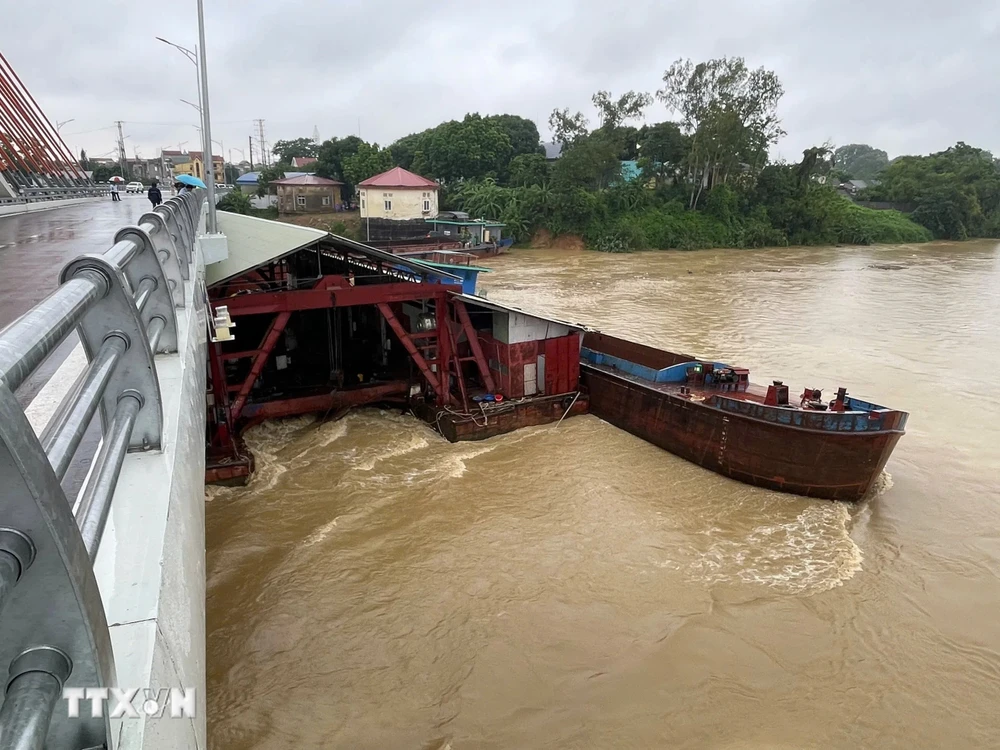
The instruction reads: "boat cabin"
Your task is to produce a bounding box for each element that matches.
[427,212,508,249]
[452,294,584,399]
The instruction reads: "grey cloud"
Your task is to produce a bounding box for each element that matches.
[3,0,998,163]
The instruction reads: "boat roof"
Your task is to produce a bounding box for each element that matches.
[451,292,590,331]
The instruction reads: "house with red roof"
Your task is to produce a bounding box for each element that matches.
[291,156,318,169]
[358,166,439,221]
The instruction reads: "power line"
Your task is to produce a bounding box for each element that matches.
[62,125,117,137]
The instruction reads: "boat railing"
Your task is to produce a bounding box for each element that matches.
[714,395,902,432]
[0,189,205,748]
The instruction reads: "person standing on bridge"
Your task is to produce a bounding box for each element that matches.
[147,180,162,208]
[110,181,121,201]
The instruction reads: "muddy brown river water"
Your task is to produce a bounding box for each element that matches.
[207,240,1000,749]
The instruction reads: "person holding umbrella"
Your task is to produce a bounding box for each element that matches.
[109,175,123,201]
[175,174,206,193]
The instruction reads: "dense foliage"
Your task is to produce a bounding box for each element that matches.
[862,143,1000,240]
[266,55,983,250]
[216,189,253,214]
[833,144,889,182]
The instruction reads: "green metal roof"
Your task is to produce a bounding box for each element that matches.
[426,219,505,227]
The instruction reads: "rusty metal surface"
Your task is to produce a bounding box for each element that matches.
[239,382,410,422]
[422,392,589,443]
[583,365,900,501]
[582,331,694,371]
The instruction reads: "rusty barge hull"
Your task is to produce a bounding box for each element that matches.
[419,392,588,443]
[580,333,907,501]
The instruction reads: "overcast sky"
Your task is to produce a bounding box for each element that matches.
[5,0,999,165]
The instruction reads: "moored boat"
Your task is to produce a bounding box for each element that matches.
[580,332,907,501]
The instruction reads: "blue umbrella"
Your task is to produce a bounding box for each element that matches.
[176,174,206,188]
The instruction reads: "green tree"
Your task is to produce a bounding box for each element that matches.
[223,164,240,184]
[658,56,784,208]
[91,163,119,183]
[636,121,689,186]
[255,164,286,197]
[342,142,393,187]
[272,137,317,163]
[315,136,363,179]
[389,114,523,183]
[548,108,589,148]
[485,114,543,158]
[550,132,620,191]
[833,144,888,182]
[508,153,549,187]
[591,90,652,130]
[796,144,834,187]
[866,142,1000,238]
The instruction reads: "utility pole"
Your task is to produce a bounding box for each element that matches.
[196,0,217,233]
[115,120,127,178]
[248,135,254,170]
[254,119,267,166]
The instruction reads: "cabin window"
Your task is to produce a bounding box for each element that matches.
[361,198,365,210]
[296,195,306,208]
[322,195,331,207]
[423,199,430,211]
[384,199,392,211]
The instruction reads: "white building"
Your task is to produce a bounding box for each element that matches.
[358,166,439,220]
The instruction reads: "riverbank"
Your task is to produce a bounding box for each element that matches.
[568,199,931,253]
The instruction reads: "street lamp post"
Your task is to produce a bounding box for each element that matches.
[55,119,75,133]
[155,36,204,138]
[196,0,218,233]
[156,28,217,232]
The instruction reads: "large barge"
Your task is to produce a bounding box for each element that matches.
[202,216,906,500]
[580,332,907,501]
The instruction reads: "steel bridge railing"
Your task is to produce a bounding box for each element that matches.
[0,186,107,205]
[0,188,205,749]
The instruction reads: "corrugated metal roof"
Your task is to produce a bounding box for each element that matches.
[235,171,309,184]
[291,156,318,168]
[358,166,438,189]
[207,213,463,287]
[328,234,461,282]
[451,293,590,331]
[208,212,327,286]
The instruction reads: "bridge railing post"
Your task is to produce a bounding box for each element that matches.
[0,189,205,748]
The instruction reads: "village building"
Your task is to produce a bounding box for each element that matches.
[291,156,318,169]
[358,166,439,220]
[274,174,344,214]
[174,151,224,184]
